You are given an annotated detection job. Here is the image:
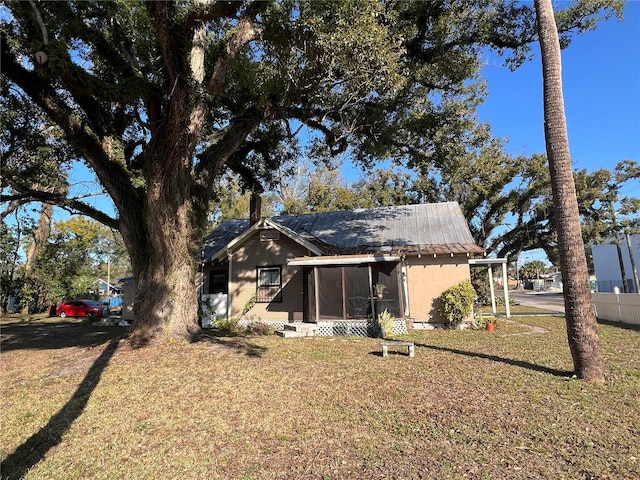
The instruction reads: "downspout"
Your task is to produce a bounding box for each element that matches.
[226,249,233,319]
[401,256,410,318]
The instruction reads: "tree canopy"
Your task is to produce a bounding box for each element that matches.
[1,0,623,344]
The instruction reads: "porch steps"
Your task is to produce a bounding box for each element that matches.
[275,323,318,338]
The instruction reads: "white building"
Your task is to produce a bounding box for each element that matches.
[591,234,640,293]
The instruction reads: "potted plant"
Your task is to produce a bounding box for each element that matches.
[472,311,497,331]
[374,283,387,299]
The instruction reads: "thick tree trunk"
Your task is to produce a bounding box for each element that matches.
[125,211,202,346]
[534,0,604,382]
[124,135,203,347]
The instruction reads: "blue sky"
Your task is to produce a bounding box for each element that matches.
[476,2,640,264]
[478,2,640,188]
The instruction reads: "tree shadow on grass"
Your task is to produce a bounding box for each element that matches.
[597,319,640,332]
[199,333,268,357]
[0,319,126,352]
[1,339,119,480]
[416,343,573,378]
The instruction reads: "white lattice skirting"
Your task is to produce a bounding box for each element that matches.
[235,319,408,337]
[237,319,288,331]
[316,319,408,337]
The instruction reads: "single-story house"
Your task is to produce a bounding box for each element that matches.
[200,200,484,334]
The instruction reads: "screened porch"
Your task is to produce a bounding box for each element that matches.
[299,260,404,322]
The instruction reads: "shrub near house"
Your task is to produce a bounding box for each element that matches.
[439,280,476,328]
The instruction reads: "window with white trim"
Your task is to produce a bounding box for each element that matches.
[256,266,282,302]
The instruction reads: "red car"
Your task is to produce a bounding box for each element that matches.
[56,299,104,318]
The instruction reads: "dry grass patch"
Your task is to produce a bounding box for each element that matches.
[1,314,638,479]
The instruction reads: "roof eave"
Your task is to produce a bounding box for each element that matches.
[209,218,323,262]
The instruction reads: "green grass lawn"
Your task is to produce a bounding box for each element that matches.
[1,313,638,479]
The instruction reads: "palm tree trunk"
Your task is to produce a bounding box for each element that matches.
[534,0,604,381]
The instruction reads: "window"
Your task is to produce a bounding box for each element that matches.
[256,266,282,302]
[209,270,228,294]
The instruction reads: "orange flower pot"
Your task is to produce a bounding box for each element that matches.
[486,323,495,332]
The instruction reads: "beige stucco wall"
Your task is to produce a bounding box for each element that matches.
[226,231,308,321]
[405,255,472,323]
[204,229,474,324]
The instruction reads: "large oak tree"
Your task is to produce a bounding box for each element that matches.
[1,0,622,349]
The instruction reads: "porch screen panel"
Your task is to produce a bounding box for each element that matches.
[317,267,343,319]
[372,262,402,317]
[344,265,371,318]
[305,267,316,322]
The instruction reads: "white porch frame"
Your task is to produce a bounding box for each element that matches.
[469,258,511,318]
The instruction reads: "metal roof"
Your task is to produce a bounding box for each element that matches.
[202,202,484,262]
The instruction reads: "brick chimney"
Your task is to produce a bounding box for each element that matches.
[249,193,262,225]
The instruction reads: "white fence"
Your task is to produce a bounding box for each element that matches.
[592,293,640,324]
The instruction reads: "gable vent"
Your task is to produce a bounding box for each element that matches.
[260,230,280,241]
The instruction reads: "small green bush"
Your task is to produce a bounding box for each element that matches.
[246,321,275,335]
[214,317,240,334]
[438,279,476,326]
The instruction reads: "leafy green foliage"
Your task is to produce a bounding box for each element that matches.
[0,222,22,312]
[438,280,476,325]
[1,88,71,201]
[241,293,257,317]
[213,317,241,335]
[245,321,276,336]
[18,217,131,310]
[472,314,497,330]
[377,308,394,339]
[518,260,548,280]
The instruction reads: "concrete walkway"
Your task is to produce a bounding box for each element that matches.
[499,317,550,335]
